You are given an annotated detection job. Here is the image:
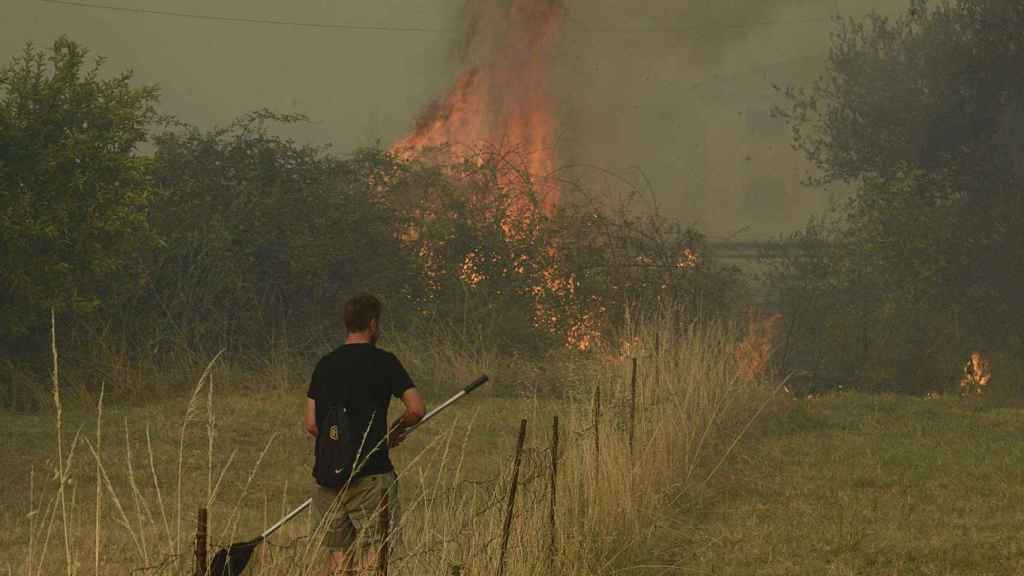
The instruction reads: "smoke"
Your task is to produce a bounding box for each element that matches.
[546,0,906,237]
[7,0,909,237]
[397,0,896,236]
[551,0,837,237]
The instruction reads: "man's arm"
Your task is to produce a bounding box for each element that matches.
[305,360,323,440]
[389,388,426,447]
[305,397,318,440]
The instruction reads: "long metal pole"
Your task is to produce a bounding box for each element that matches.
[408,375,489,434]
[262,375,491,540]
[261,499,311,539]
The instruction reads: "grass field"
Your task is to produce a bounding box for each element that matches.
[3,311,775,575]
[0,387,573,574]
[6,312,1022,575]
[670,392,1024,575]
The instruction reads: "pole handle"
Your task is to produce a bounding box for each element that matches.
[408,374,490,435]
[463,374,489,394]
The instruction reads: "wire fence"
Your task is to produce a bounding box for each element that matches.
[304,417,590,573]
[160,413,609,576]
[134,361,654,576]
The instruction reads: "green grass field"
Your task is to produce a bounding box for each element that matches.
[670,393,1024,575]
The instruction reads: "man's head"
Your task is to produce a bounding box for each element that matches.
[344,293,382,345]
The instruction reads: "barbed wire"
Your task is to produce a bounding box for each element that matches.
[130,403,626,574]
[127,552,181,575]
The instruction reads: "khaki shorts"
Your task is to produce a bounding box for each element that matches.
[312,472,399,551]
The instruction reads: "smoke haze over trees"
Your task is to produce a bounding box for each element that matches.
[3,0,908,239]
[4,0,1024,406]
[1,35,747,409]
[769,0,1024,395]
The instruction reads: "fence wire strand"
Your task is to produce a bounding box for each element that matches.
[132,400,621,575]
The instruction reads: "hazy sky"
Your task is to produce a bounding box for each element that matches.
[3,0,910,238]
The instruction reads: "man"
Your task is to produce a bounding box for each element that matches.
[305,293,426,574]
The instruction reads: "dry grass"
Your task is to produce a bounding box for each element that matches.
[2,304,772,575]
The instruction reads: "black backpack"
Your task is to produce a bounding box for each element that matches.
[314,384,360,488]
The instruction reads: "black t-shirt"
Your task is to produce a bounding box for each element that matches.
[306,343,414,479]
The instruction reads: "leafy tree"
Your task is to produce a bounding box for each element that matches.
[144,115,425,356]
[0,37,160,352]
[770,0,1024,392]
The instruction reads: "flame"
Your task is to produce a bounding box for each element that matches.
[736,309,782,382]
[458,251,486,287]
[392,0,563,214]
[677,247,699,270]
[392,0,612,350]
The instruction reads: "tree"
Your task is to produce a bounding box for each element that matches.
[771,0,1024,392]
[379,147,750,353]
[551,180,747,347]
[145,115,424,355]
[0,37,160,351]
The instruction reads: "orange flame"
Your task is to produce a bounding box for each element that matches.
[736,310,782,382]
[391,0,609,350]
[392,0,563,214]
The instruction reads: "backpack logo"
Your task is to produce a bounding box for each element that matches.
[315,404,360,489]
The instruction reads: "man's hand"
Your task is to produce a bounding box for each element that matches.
[389,393,426,448]
[388,388,426,449]
[388,412,417,448]
[387,421,409,449]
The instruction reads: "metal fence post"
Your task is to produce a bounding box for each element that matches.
[593,386,601,466]
[497,419,527,576]
[548,415,559,564]
[195,508,207,576]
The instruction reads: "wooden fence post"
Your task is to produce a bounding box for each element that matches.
[195,508,208,576]
[593,386,601,466]
[378,491,390,576]
[497,419,527,576]
[548,415,559,564]
[629,357,638,456]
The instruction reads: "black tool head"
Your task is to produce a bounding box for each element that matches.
[209,537,263,576]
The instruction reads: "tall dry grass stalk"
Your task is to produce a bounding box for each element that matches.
[174,350,222,561]
[93,383,103,576]
[50,310,73,576]
[12,304,775,575]
[27,466,34,576]
[83,436,143,562]
[145,424,173,559]
[206,365,215,546]
[123,418,151,567]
